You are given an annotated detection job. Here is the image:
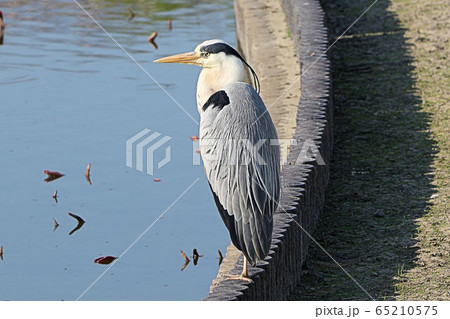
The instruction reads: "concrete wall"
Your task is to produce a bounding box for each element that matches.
[203,0,332,300]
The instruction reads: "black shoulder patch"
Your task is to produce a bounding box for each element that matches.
[202,90,230,111]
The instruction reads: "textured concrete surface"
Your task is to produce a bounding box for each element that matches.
[204,0,333,300]
[235,0,300,163]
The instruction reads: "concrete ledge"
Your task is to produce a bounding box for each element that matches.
[203,0,332,300]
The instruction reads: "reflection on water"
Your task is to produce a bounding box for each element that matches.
[0,0,235,300]
[67,212,86,235]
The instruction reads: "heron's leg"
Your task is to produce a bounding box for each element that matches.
[241,256,249,278]
[222,255,253,282]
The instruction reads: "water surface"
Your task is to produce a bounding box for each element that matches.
[0,0,235,300]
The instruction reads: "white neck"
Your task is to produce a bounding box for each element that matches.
[196,55,244,112]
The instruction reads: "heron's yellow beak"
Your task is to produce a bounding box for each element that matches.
[153,51,201,65]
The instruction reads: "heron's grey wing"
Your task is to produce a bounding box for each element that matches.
[200,83,280,265]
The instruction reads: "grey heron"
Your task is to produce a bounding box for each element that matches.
[154,40,280,279]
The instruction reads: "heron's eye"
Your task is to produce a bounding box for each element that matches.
[203,52,211,57]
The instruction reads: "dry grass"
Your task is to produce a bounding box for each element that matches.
[391,0,449,300]
[289,0,449,300]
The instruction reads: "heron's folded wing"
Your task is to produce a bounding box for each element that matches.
[199,83,280,262]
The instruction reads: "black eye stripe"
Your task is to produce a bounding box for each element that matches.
[199,42,261,94]
[201,43,242,58]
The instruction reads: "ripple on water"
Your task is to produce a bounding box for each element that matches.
[0,63,39,85]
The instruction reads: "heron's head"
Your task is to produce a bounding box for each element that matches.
[154,39,260,93]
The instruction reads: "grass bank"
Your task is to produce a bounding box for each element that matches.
[289,0,449,300]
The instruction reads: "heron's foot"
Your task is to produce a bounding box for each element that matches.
[222,274,253,283]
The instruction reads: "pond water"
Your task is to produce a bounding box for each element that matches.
[0,0,235,300]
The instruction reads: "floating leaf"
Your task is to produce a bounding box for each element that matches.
[85,163,92,185]
[68,212,85,235]
[52,190,58,203]
[193,248,201,265]
[218,249,223,265]
[181,259,189,271]
[53,218,59,231]
[94,256,118,265]
[128,8,135,22]
[148,32,158,49]
[180,249,189,262]
[0,10,5,30]
[44,170,64,183]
